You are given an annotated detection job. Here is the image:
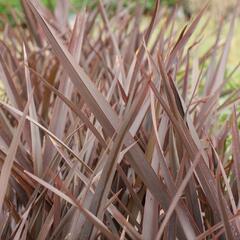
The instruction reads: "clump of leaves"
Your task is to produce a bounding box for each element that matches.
[0,0,240,239]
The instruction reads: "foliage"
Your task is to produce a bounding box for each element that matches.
[0,0,240,239]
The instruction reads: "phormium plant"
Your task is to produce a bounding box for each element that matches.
[0,0,240,239]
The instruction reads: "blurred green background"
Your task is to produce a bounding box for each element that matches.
[0,0,176,13]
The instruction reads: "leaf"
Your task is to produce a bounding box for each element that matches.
[43,11,87,164]
[13,203,33,240]
[155,153,201,240]
[150,88,199,239]
[0,53,22,109]
[0,101,92,173]
[0,91,32,211]
[79,75,150,239]
[217,178,235,240]
[24,170,119,240]
[231,105,240,207]
[23,44,43,176]
[166,3,208,69]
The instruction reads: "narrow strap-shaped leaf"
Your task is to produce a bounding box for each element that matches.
[23,44,43,176]
[0,91,32,211]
